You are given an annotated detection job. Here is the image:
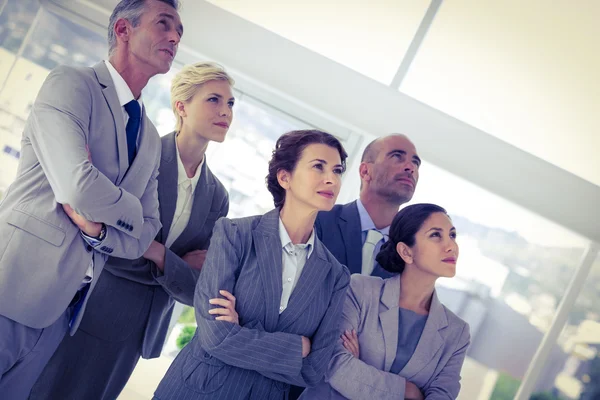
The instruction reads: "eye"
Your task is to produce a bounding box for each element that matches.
[450,231,457,239]
[313,164,324,171]
[228,100,235,108]
[429,232,441,238]
[333,167,344,175]
[208,97,218,103]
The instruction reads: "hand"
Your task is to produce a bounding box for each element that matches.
[62,204,102,237]
[405,381,424,400]
[143,240,166,270]
[301,336,311,358]
[342,329,359,358]
[182,249,207,271]
[209,290,239,324]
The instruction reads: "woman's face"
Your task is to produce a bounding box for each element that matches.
[399,212,459,278]
[178,79,234,143]
[279,143,343,213]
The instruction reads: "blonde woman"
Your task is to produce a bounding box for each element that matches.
[30,62,234,400]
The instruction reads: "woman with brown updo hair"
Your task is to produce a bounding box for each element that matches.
[154,130,351,400]
[302,203,470,400]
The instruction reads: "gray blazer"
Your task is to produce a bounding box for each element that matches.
[0,61,162,331]
[154,209,351,400]
[302,274,470,400]
[78,132,229,358]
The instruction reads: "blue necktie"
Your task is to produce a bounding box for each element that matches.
[124,100,141,165]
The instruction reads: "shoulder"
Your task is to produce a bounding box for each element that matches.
[204,163,229,201]
[348,274,385,303]
[316,203,345,223]
[441,305,471,345]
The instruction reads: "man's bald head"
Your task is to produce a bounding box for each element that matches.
[359,134,420,205]
[361,134,412,163]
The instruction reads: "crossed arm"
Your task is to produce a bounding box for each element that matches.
[30,66,161,259]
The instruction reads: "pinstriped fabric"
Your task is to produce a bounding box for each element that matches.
[154,209,350,400]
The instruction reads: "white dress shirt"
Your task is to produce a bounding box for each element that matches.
[164,141,204,248]
[278,218,315,313]
[80,61,144,286]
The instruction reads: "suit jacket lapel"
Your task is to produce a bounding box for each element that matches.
[340,201,362,274]
[252,209,283,332]
[171,161,216,251]
[156,133,178,244]
[400,290,447,378]
[277,239,332,331]
[93,61,128,184]
[379,275,401,371]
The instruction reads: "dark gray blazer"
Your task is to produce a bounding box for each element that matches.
[315,201,394,278]
[77,132,229,358]
[154,209,351,400]
[0,61,161,331]
[301,274,470,399]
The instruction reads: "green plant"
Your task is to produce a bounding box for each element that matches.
[176,325,196,350]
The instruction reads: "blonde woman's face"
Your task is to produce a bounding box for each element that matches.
[179,80,234,142]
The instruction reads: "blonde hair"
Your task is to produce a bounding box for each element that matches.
[171,62,235,133]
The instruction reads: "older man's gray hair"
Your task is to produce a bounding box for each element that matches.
[108,0,180,55]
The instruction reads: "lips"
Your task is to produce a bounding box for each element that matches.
[318,191,334,199]
[396,177,415,186]
[214,122,229,128]
[442,257,456,264]
[160,48,174,58]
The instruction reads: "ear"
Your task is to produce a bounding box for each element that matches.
[396,242,413,265]
[359,162,371,182]
[277,169,291,190]
[175,100,186,118]
[114,18,132,44]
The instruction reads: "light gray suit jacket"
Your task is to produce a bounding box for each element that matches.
[154,209,351,400]
[0,61,162,330]
[78,132,229,358]
[302,274,470,400]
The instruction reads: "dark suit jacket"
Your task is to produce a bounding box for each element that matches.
[315,201,395,278]
[154,209,351,400]
[78,132,229,358]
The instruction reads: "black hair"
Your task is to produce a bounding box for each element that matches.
[376,203,448,273]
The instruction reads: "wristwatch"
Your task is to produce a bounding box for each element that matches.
[95,223,107,241]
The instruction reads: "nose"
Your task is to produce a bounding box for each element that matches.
[169,31,181,46]
[445,238,458,254]
[218,104,231,118]
[403,160,415,175]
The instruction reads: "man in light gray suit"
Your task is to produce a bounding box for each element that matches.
[0,0,183,397]
[30,132,230,400]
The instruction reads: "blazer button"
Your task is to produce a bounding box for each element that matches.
[128,225,133,231]
[117,219,123,226]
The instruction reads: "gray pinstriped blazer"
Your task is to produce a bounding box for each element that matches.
[154,208,350,400]
[302,274,470,399]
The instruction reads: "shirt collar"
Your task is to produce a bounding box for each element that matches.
[356,198,390,236]
[104,60,143,109]
[175,139,203,193]
[278,217,315,258]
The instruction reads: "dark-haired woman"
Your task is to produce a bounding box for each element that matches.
[302,203,470,400]
[154,130,351,400]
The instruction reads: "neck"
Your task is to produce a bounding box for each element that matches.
[398,266,437,312]
[108,54,155,99]
[279,199,317,244]
[176,129,209,178]
[359,191,403,230]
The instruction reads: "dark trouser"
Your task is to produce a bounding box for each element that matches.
[29,283,153,400]
[0,310,70,400]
